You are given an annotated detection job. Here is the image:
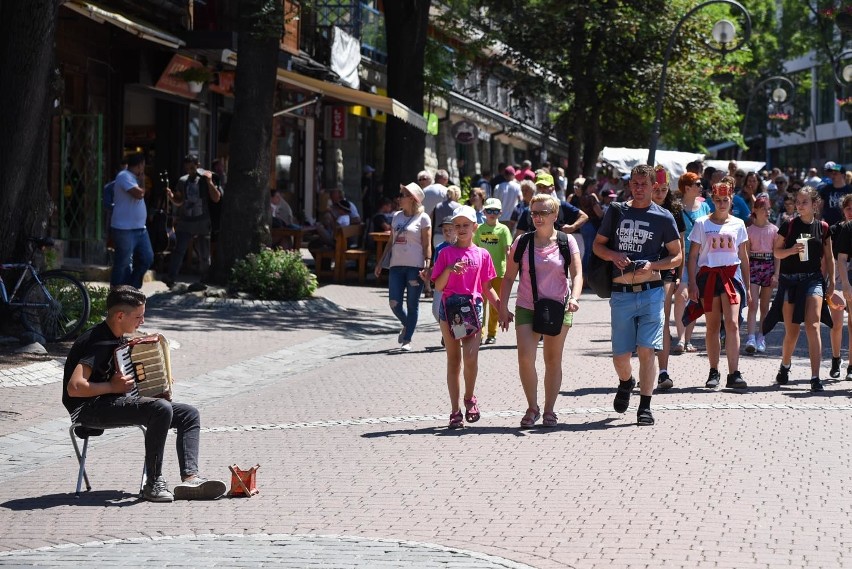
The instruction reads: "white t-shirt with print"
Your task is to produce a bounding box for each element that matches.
[389,211,431,268]
[689,215,748,268]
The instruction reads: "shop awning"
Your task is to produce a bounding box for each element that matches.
[64,1,186,49]
[276,69,427,133]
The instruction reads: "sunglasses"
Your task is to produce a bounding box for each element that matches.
[530,209,553,218]
[398,192,410,198]
[484,208,501,214]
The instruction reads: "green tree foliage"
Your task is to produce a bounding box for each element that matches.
[437,0,779,172]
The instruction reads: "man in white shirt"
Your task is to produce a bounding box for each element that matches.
[493,166,522,226]
[421,169,448,219]
[805,167,823,187]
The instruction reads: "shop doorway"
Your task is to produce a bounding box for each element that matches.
[60,114,103,263]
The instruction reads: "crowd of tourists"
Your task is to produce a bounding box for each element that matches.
[375,158,852,429]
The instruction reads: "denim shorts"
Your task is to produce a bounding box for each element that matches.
[609,287,665,355]
[438,295,484,323]
[783,272,824,298]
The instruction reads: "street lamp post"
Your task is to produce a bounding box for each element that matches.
[738,75,796,161]
[647,0,752,166]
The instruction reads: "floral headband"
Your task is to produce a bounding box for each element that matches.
[711,182,734,197]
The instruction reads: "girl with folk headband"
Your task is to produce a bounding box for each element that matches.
[764,187,835,392]
[651,166,685,391]
[744,194,778,354]
[686,180,751,390]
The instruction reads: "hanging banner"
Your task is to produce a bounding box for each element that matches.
[426,113,439,136]
[331,106,347,139]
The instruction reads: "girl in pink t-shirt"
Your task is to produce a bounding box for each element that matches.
[432,206,503,429]
[745,195,778,354]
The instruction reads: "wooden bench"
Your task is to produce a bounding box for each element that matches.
[334,224,368,284]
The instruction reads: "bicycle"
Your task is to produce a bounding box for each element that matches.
[0,237,91,343]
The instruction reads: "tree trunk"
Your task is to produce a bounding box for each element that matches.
[210,0,282,284]
[0,0,60,262]
[382,0,430,197]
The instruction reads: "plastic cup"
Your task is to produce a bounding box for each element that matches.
[796,237,809,262]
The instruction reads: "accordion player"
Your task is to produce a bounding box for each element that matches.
[114,334,174,400]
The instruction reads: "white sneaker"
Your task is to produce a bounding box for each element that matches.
[400,343,412,352]
[744,336,756,354]
[756,335,766,353]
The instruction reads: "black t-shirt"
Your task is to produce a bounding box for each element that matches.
[830,221,852,259]
[778,217,829,275]
[819,183,851,226]
[62,322,122,417]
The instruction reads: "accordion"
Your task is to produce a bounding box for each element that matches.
[114,334,174,400]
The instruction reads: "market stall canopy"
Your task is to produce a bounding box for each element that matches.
[599,147,704,182]
[276,69,427,133]
[704,160,767,175]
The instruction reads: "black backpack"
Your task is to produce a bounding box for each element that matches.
[513,231,573,278]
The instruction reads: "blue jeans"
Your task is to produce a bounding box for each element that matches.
[111,228,154,289]
[580,222,598,271]
[77,397,200,479]
[388,266,424,343]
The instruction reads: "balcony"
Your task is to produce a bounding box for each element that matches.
[300,2,386,67]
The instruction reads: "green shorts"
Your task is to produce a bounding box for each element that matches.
[515,306,573,328]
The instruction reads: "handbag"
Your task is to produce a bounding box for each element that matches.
[443,293,481,339]
[527,234,566,336]
[588,203,625,299]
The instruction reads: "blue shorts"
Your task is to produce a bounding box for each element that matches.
[782,272,823,299]
[610,287,665,355]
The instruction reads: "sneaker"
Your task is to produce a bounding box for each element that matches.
[811,377,825,392]
[400,343,412,352]
[726,371,748,390]
[847,365,852,381]
[537,336,544,348]
[756,335,766,353]
[705,368,721,389]
[744,336,756,354]
[830,357,842,379]
[397,327,406,344]
[671,341,684,355]
[142,476,174,503]
[484,336,496,345]
[173,476,227,500]
[657,371,673,390]
[637,407,655,426]
[776,364,790,385]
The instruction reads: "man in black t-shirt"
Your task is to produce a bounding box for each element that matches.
[818,161,850,226]
[593,164,681,427]
[64,286,226,502]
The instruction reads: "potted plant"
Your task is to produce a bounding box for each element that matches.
[171,66,214,94]
[838,96,852,113]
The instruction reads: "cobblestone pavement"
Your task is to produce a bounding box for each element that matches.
[1,280,852,568]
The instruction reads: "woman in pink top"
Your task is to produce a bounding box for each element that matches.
[498,194,583,428]
[744,194,778,354]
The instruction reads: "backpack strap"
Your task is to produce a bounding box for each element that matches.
[513,231,535,269]
[556,231,571,278]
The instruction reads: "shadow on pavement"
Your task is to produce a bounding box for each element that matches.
[360,417,630,438]
[2,490,141,510]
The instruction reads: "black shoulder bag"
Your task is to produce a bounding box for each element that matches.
[527,234,567,336]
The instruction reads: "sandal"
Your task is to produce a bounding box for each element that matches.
[542,411,558,427]
[448,411,464,429]
[684,343,697,353]
[671,341,684,355]
[613,377,635,414]
[520,406,541,428]
[637,408,655,426]
[463,396,480,423]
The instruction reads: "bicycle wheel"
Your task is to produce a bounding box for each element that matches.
[19,270,91,342]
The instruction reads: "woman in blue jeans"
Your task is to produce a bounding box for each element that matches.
[375,182,432,351]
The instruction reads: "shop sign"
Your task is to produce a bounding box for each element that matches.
[209,71,235,97]
[451,120,479,145]
[426,113,439,136]
[154,54,205,99]
[331,106,347,139]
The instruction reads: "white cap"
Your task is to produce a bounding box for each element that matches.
[451,205,478,223]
